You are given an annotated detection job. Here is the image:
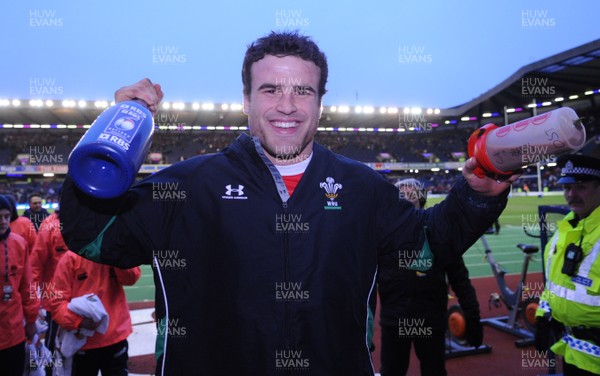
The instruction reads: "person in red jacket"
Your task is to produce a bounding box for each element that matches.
[0,195,39,376]
[46,251,141,375]
[31,212,68,303]
[30,211,68,368]
[4,194,37,252]
[23,192,50,233]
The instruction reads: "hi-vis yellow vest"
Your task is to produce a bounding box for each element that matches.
[536,205,600,374]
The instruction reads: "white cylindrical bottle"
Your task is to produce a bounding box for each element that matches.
[468,107,586,177]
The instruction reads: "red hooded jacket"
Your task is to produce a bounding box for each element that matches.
[0,231,39,350]
[30,213,68,308]
[46,251,141,350]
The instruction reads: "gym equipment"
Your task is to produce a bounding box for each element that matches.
[480,235,539,348]
[445,304,492,358]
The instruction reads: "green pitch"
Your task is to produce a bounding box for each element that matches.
[428,194,567,278]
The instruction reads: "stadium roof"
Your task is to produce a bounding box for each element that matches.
[0,39,599,131]
[444,38,600,118]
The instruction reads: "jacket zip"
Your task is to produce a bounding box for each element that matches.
[251,136,294,374]
[282,200,292,376]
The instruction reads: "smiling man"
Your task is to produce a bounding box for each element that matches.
[60,31,517,375]
[535,154,600,376]
[561,158,600,219]
[243,55,322,165]
[23,192,50,232]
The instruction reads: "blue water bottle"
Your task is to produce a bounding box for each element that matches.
[68,100,154,199]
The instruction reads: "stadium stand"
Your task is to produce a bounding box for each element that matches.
[0,37,598,376]
[0,103,598,205]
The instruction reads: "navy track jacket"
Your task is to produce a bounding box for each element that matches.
[60,133,507,375]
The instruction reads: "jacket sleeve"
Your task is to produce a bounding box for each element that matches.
[60,175,169,268]
[19,242,39,324]
[428,177,508,266]
[113,266,141,286]
[378,176,508,270]
[22,218,37,251]
[30,228,51,286]
[536,231,557,318]
[46,255,84,331]
[446,257,480,317]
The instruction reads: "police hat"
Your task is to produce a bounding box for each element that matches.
[557,154,600,184]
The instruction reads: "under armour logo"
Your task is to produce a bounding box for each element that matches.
[225,184,245,196]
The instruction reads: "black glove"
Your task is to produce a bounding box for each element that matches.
[535,315,551,352]
[465,315,483,348]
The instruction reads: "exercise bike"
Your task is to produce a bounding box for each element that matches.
[446,205,570,357]
[479,234,540,347]
[445,230,495,358]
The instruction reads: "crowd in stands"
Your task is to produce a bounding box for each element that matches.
[1,106,598,166]
[5,106,598,166]
[0,127,476,166]
[0,180,62,205]
[0,106,597,203]
[391,164,565,195]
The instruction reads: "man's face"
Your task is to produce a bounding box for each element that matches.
[244,55,322,166]
[29,196,43,212]
[563,180,600,219]
[0,209,10,235]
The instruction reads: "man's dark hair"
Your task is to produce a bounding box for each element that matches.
[242,30,328,100]
[29,192,43,202]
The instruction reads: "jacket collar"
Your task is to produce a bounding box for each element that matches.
[227,132,328,172]
[564,205,600,233]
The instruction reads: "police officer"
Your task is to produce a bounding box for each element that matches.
[536,154,600,375]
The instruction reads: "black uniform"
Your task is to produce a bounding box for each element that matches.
[60,133,505,375]
[378,254,481,376]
